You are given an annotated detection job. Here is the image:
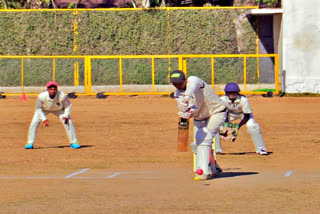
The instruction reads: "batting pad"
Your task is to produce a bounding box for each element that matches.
[196,144,216,175]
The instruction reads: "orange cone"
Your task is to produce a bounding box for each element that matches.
[21,92,27,101]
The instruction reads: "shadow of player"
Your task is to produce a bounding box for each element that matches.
[204,171,259,181]
[217,151,273,156]
[35,145,94,149]
[216,171,259,179]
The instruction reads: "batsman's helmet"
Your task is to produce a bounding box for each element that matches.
[224,83,240,92]
[170,70,186,83]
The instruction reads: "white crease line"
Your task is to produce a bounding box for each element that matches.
[26,177,61,179]
[121,171,153,174]
[65,168,90,178]
[0,177,19,179]
[108,172,121,178]
[285,170,293,177]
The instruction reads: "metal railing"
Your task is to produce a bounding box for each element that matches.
[0,54,279,96]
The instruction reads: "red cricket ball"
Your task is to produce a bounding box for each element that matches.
[196,169,203,175]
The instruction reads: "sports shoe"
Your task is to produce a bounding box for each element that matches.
[216,150,223,155]
[256,148,268,155]
[25,143,33,149]
[70,143,81,149]
[215,166,223,175]
[194,173,212,181]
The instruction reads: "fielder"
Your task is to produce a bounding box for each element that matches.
[170,70,226,180]
[25,81,81,149]
[215,82,268,155]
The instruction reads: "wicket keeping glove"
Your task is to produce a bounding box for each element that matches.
[219,122,233,136]
[230,123,240,142]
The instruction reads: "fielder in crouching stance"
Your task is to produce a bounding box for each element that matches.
[25,81,81,149]
[170,70,226,180]
[215,83,268,155]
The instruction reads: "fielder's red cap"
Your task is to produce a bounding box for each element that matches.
[46,81,58,88]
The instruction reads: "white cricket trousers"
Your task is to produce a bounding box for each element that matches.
[27,110,78,144]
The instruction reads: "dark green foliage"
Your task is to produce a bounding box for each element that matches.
[55,58,85,85]
[0,9,260,87]
[0,9,256,55]
[0,12,74,55]
[154,58,179,84]
[91,59,120,85]
[0,58,21,86]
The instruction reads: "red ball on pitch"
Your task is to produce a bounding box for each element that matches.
[196,169,203,175]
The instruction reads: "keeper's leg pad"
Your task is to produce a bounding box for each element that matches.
[214,134,223,153]
[247,123,267,152]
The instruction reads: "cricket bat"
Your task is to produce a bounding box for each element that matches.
[177,117,189,152]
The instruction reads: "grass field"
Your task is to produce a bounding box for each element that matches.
[0,95,319,213]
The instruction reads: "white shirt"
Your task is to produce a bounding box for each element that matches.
[35,91,72,121]
[175,76,226,120]
[220,94,252,116]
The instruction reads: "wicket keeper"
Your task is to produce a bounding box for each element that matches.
[215,83,268,155]
[25,81,81,149]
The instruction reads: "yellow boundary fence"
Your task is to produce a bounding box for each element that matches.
[0,54,279,96]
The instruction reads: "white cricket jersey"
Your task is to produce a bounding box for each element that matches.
[220,95,252,116]
[175,76,225,120]
[35,91,72,121]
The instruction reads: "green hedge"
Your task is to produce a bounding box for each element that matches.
[0,9,256,55]
[0,9,260,86]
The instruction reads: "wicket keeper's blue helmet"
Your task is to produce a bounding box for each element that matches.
[224,83,240,92]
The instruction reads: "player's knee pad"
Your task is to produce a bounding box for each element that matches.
[196,144,216,175]
[247,123,260,135]
[247,123,266,151]
[195,127,213,146]
[190,142,197,154]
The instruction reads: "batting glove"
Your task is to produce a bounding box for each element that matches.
[177,99,189,112]
[178,106,196,119]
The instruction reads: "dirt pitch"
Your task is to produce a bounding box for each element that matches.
[0,95,319,214]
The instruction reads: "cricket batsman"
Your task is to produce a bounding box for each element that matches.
[215,82,268,155]
[170,70,226,180]
[25,81,81,149]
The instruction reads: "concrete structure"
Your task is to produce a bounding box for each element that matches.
[282,0,320,93]
[247,0,320,93]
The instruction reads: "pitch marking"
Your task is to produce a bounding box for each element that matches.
[108,172,121,178]
[65,168,90,178]
[285,170,293,177]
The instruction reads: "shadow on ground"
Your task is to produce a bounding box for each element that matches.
[215,171,259,179]
[218,151,273,156]
[36,145,94,149]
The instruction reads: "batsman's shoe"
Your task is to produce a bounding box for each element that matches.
[70,143,81,149]
[25,143,33,149]
[194,173,215,181]
[256,148,268,155]
[216,149,223,155]
[215,167,223,175]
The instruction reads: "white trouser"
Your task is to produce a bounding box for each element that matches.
[194,111,227,137]
[27,110,78,144]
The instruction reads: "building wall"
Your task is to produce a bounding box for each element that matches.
[283,0,320,93]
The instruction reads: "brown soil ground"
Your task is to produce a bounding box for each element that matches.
[0,95,319,214]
